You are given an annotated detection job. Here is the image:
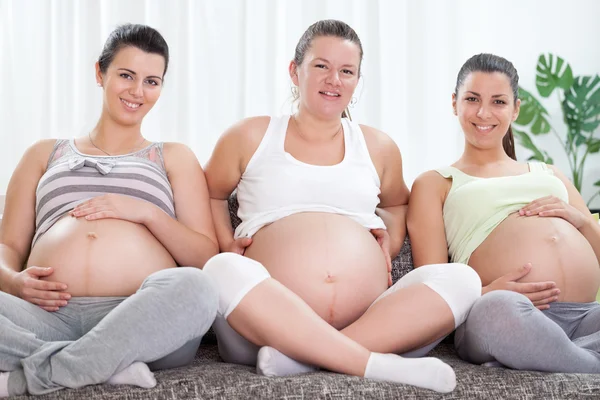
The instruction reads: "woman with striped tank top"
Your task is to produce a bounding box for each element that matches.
[0,24,218,397]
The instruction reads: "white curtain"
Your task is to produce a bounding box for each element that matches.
[1,0,600,206]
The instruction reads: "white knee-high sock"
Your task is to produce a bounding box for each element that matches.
[364,353,456,393]
[0,372,8,398]
[107,362,156,389]
[256,346,317,377]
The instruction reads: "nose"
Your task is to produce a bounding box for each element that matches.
[325,70,341,86]
[129,80,143,98]
[476,104,491,119]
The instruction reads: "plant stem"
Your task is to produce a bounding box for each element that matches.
[587,190,600,208]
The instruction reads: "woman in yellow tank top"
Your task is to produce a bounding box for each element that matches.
[407,53,600,372]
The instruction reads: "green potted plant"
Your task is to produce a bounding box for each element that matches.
[513,53,600,213]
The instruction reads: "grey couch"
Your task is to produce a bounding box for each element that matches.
[14,198,600,399]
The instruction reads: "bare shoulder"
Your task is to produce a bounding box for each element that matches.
[222,116,271,146]
[161,142,200,168]
[24,139,60,170]
[412,170,451,199]
[359,124,398,154]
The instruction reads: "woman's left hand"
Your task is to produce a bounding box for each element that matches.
[371,228,393,287]
[70,194,151,224]
[519,195,587,229]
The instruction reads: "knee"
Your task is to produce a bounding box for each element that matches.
[447,263,482,304]
[145,267,219,320]
[203,252,270,317]
[421,263,481,327]
[469,290,532,324]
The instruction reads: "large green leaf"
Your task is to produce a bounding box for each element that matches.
[513,127,553,164]
[589,139,600,153]
[536,54,574,98]
[595,180,600,187]
[514,87,551,134]
[563,75,600,150]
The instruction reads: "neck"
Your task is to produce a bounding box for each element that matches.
[294,109,342,141]
[460,143,513,167]
[91,114,144,154]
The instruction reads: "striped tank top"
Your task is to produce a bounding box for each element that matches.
[33,139,175,245]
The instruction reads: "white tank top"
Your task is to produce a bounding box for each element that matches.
[234,114,386,239]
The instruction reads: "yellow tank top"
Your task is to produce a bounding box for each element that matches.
[435,162,569,265]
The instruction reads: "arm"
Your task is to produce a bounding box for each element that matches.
[361,125,410,258]
[73,143,219,268]
[148,143,219,267]
[204,117,268,253]
[406,171,451,267]
[0,140,70,311]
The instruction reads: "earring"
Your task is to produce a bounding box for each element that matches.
[97,82,102,87]
[350,97,357,107]
[291,85,299,98]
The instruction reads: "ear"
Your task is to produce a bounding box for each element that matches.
[95,62,103,87]
[512,98,521,121]
[289,61,299,86]
[451,93,457,115]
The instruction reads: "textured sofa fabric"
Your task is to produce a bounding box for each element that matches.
[13,197,600,399]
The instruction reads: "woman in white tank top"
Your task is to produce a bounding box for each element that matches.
[202,20,481,393]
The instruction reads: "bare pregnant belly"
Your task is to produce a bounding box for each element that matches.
[470,213,600,302]
[244,213,388,329]
[27,215,176,297]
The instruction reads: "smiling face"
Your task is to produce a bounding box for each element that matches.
[96,46,165,127]
[290,36,360,120]
[453,71,520,152]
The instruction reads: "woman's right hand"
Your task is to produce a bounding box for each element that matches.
[8,267,70,312]
[482,263,560,310]
[225,237,253,255]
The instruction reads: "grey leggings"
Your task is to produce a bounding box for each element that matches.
[0,267,218,396]
[455,290,600,373]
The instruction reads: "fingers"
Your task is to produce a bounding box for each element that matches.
[525,287,560,302]
[28,296,69,308]
[26,266,56,278]
[238,237,253,247]
[519,196,561,216]
[23,275,68,292]
[515,280,557,294]
[81,211,114,221]
[503,263,533,282]
[22,285,71,301]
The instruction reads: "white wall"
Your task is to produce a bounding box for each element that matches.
[1,0,599,207]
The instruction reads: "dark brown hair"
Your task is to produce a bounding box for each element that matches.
[98,24,169,78]
[454,53,519,160]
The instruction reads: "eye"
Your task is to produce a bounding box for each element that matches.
[465,97,478,102]
[342,69,354,75]
[494,99,507,105]
[120,73,133,80]
[145,79,159,86]
[315,64,327,69]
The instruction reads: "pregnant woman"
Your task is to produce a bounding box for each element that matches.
[203,20,481,393]
[0,24,218,397]
[407,53,600,372]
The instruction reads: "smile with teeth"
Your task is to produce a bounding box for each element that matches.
[121,98,142,109]
[319,91,341,97]
[473,124,495,132]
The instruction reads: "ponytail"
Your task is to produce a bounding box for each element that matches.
[503,125,516,160]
